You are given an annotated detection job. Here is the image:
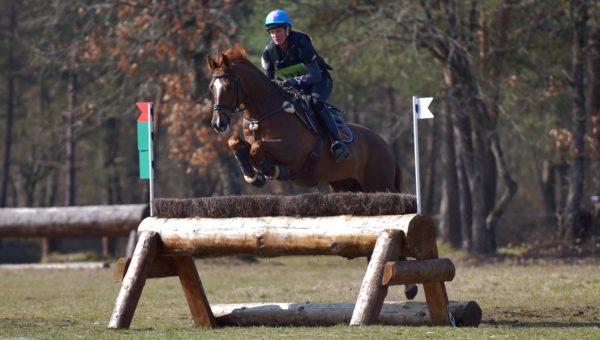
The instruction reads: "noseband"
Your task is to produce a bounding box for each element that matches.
[212,72,245,117]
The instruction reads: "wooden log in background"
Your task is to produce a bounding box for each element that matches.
[211,301,482,327]
[0,204,148,238]
[137,214,437,259]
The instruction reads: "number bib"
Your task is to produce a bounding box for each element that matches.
[275,63,308,79]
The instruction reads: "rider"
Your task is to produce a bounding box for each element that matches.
[261,9,351,162]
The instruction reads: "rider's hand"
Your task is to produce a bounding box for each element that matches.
[282,77,299,88]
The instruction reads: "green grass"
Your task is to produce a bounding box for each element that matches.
[1,256,600,339]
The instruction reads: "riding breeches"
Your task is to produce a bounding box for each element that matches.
[308,76,333,113]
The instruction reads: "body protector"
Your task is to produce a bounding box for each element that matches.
[261,30,332,89]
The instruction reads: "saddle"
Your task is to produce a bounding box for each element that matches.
[285,89,354,143]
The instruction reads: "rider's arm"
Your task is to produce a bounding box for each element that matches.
[294,35,322,86]
[296,59,321,85]
[261,47,275,80]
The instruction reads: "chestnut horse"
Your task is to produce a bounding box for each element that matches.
[207,45,402,193]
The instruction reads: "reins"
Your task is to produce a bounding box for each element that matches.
[212,69,291,139]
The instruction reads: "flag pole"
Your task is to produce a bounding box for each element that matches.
[147,102,154,217]
[412,96,422,214]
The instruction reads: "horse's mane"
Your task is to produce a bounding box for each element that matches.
[223,44,265,76]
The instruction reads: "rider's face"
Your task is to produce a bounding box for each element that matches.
[269,27,288,46]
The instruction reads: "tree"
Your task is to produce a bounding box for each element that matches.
[561,0,590,241]
[1,0,16,207]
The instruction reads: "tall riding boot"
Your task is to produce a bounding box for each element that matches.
[316,107,352,162]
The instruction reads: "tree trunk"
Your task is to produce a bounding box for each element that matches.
[65,49,78,206]
[458,136,473,251]
[1,2,16,208]
[424,115,438,214]
[217,155,241,196]
[588,12,600,208]
[562,0,589,242]
[439,73,462,248]
[540,160,557,213]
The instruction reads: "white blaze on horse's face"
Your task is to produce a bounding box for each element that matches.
[211,77,231,133]
[213,78,224,98]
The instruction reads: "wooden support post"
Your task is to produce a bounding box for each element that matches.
[412,237,452,326]
[382,258,455,285]
[423,281,451,326]
[173,255,216,328]
[108,231,158,329]
[350,229,402,326]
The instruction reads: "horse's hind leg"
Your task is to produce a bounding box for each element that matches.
[228,136,265,187]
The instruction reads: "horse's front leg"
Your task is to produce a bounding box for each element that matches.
[228,136,266,187]
[250,140,290,181]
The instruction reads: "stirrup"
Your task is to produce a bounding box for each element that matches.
[331,141,351,162]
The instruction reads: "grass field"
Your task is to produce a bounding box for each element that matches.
[1,254,600,339]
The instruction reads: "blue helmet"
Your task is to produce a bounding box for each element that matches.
[265,9,292,30]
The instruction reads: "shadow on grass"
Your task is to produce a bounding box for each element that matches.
[485,320,600,328]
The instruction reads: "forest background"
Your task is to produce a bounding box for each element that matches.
[0,0,599,257]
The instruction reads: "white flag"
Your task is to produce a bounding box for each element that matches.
[415,97,434,119]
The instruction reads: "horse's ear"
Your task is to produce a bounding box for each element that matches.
[220,53,231,69]
[206,55,218,71]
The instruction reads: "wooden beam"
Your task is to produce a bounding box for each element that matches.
[0,204,147,238]
[382,258,455,285]
[174,256,217,328]
[350,229,402,325]
[112,255,178,282]
[211,301,482,327]
[108,231,158,329]
[137,214,436,259]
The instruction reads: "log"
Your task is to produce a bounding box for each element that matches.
[137,214,436,259]
[211,301,482,327]
[0,262,108,270]
[382,258,455,286]
[108,231,158,329]
[350,229,402,325]
[0,204,147,238]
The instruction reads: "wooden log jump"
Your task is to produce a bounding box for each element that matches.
[108,193,481,329]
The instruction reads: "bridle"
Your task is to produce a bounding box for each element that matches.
[211,70,287,128]
[211,72,245,118]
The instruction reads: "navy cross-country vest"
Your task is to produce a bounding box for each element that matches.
[266,30,332,79]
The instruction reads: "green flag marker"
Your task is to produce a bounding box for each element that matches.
[136,102,153,179]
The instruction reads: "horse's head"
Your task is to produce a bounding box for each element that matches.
[207,53,243,133]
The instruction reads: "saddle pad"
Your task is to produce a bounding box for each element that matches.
[327,105,353,143]
[332,115,353,143]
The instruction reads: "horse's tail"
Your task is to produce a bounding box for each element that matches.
[394,163,403,193]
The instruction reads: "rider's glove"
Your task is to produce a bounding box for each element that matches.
[282,77,300,88]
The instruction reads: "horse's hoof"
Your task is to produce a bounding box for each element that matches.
[404,284,418,300]
[252,173,267,187]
